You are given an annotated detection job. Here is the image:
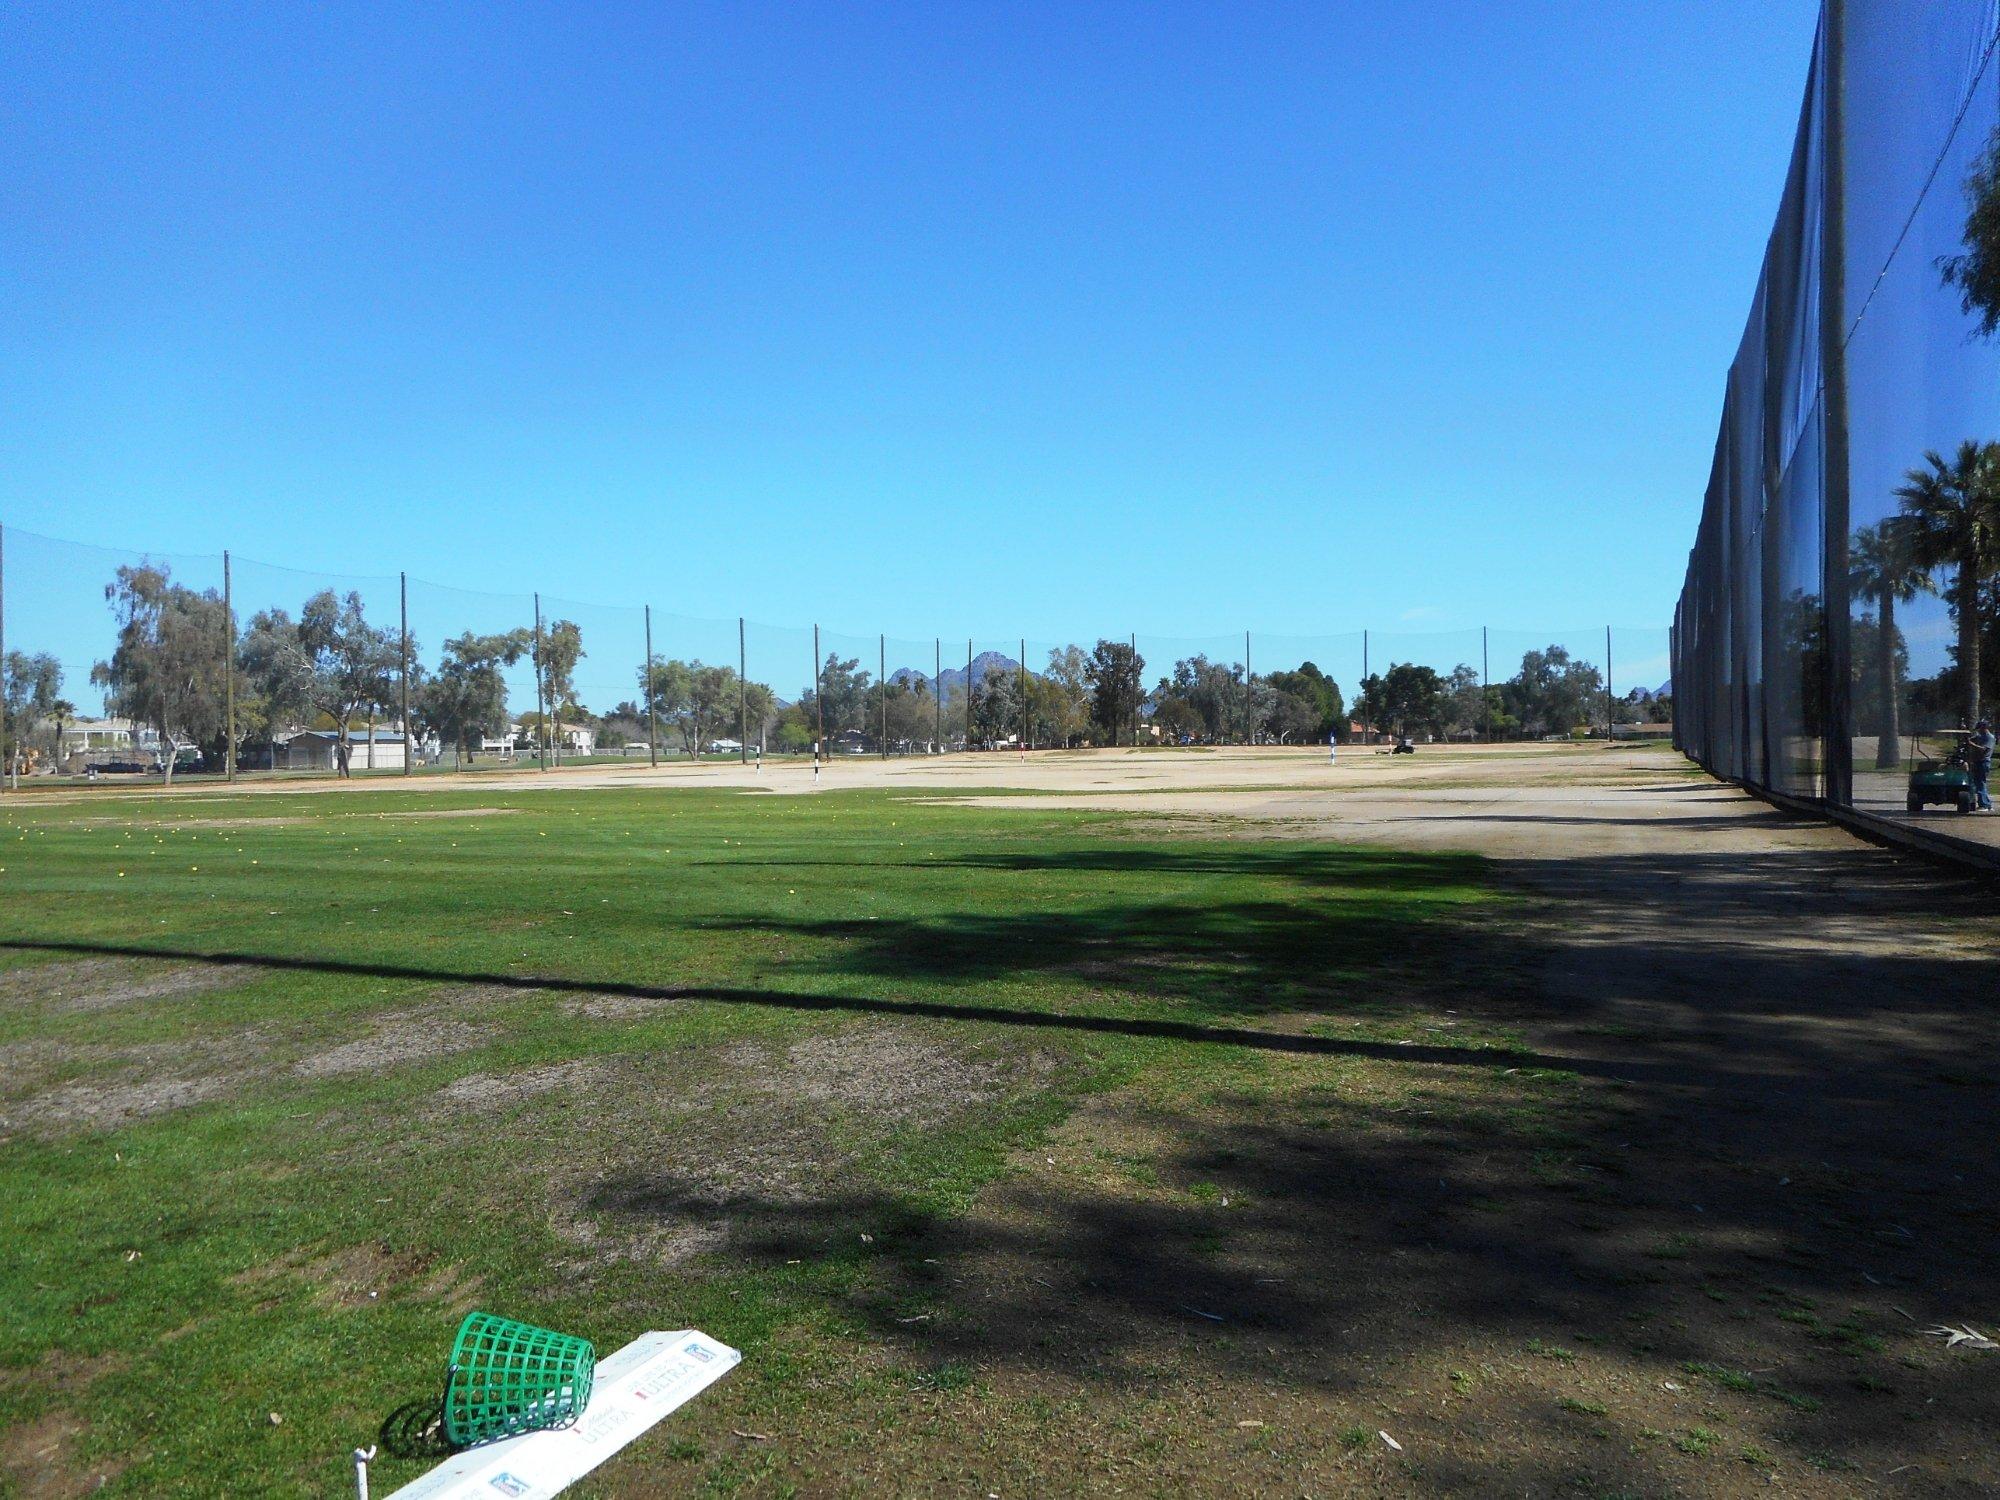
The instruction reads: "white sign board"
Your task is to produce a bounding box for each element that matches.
[384,1330,741,1500]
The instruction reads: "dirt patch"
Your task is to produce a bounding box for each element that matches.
[564,993,681,1021]
[0,958,241,1016]
[0,1035,272,1136]
[507,1027,1066,1271]
[0,1408,128,1499]
[231,1242,486,1314]
[725,1027,1062,1125]
[440,1058,608,1110]
[292,1016,487,1078]
[5,1074,235,1135]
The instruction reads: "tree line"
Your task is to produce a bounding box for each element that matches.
[0,563,1664,781]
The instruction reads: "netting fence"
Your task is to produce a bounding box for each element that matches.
[1675,0,2000,854]
[0,521,1671,785]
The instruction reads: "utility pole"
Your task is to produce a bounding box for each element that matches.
[644,606,658,769]
[533,593,547,771]
[399,572,411,777]
[739,617,748,764]
[223,550,236,782]
[880,634,887,758]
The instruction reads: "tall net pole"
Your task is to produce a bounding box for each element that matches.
[814,624,824,774]
[879,634,887,757]
[223,550,236,782]
[1362,628,1370,744]
[1244,628,1251,745]
[1820,0,1854,799]
[966,638,973,750]
[644,606,658,769]
[739,617,748,764]
[1129,632,1138,746]
[934,638,941,752]
[400,571,411,777]
[1019,638,1027,756]
[533,593,547,772]
[1481,625,1490,743]
[1605,625,1615,740]
[1,523,7,793]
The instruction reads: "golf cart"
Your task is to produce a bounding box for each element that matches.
[1906,729,1978,815]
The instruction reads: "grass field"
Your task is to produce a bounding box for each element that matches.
[2,752,1995,1497]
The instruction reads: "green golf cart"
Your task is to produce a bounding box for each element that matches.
[1906,730,1978,815]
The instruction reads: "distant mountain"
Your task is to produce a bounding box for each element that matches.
[890,650,1019,693]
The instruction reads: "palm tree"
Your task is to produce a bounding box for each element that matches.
[1848,520,1934,767]
[1895,440,2000,726]
[48,697,76,772]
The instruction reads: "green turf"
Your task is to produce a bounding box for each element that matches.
[0,785,1500,1495]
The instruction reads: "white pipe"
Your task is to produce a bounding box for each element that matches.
[353,1445,377,1500]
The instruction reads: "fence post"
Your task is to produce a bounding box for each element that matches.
[644,606,658,769]
[739,617,748,764]
[533,593,547,771]
[222,550,236,782]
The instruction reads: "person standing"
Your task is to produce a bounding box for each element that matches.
[1968,718,1994,811]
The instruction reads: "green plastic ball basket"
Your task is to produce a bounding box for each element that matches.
[441,1311,596,1448]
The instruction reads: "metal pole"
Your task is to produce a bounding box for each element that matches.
[1606,625,1615,741]
[966,638,974,749]
[880,634,887,757]
[1821,0,1855,800]
[814,624,824,773]
[739,617,748,764]
[399,572,411,777]
[0,522,7,793]
[1244,628,1252,744]
[644,606,658,768]
[1481,626,1489,743]
[1130,632,1137,747]
[223,550,236,782]
[533,593,547,771]
[1363,628,1370,744]
[1020,638,1028,755]
[934,638,941,752]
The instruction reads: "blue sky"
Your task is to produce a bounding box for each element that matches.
[4,1,1817,688]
